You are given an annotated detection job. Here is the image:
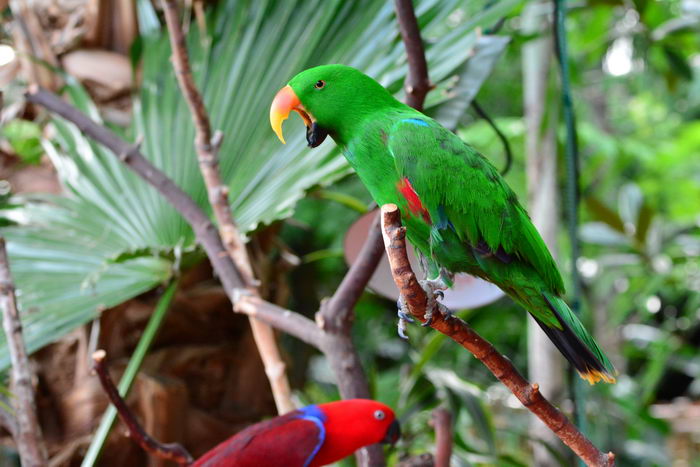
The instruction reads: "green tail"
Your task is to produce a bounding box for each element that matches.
[535,292,616,384]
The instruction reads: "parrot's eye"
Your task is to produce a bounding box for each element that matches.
[314,80,326,89]
[373,410,385,420]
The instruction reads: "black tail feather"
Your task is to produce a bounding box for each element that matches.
[532,295,611,381]
[531,315,607,377]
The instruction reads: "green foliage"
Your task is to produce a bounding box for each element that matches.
[3,0,697,464]
[1,120,43,164]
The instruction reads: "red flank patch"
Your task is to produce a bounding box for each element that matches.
[397,177,431,224]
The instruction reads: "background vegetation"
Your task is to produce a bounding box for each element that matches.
[0,0,698,465]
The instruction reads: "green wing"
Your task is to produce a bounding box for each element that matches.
[387,118,565,295]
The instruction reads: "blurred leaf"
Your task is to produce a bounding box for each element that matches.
[618,183,644,228]
[427,368,496,455]
[313,189,369,214]
[580,222,630,246]
[585,196,625,233]
[136,0,160,36]
[1,120,43,165]
[433,35,511,130]
[661,45,693,81]
[635,202,653,244]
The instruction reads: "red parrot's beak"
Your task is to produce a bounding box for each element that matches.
[270,85,312,144]
[381,419,401,445]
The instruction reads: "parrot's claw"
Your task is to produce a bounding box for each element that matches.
[396,297,414,340]
[419,278,452,327]
[396,278,452,337]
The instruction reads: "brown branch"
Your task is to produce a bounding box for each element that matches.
[0,238,47,466]
[235,296,322,349]
[317,214,382,397]
[160,0,253,284]
[0,399,18,439]
[160,0,293,414]
[431,407,452,467]
[91,350,193,465]
[380,204,615,467]
[321,215,383,332]
[394,0,432,111]
[24,86,323,353]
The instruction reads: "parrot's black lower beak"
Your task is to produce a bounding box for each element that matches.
[306,122,329,148]
[381,419,401,445]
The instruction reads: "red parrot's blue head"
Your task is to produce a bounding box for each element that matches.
[310,399,400,466]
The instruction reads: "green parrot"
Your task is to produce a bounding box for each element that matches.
[270,64,615,384]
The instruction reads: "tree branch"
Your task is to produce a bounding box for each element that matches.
[0,399,18,439]
[431,407,452,467]
[394,0,432,111]
[160,0,253,284]
[379,204,615,467]
[0,238,47,466]
[320,215,383,332]
[235,296,322,349]
[92,350,193,465]
[160,0,293,414]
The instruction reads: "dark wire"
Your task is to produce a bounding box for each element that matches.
[554,1,581,302]
[471,99,513,176]
[553,0,586,455]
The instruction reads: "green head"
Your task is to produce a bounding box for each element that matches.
[270,64,401,147]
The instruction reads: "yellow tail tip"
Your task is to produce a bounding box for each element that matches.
[579,370,617,385]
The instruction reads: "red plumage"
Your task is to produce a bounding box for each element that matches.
[193,399,399,467]
[397,177,431,224]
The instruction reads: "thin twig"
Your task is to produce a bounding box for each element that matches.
[394,0,432,111]
[379,204,615,467]
[91,350,193,465]
[431,407,452,467]
[160,0,294,414]
[0,238,46,466]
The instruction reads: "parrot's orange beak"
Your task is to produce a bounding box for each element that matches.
[270,85,312,144]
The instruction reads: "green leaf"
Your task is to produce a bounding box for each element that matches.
[1,120,44,165]
[585,196,625,233]
[580,222,630,246]
[432,35,511,130]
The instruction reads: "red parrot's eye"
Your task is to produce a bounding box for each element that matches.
[373,410,385,420]
[314,80,326,89]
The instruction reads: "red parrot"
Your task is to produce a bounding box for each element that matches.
[193,399,400,467]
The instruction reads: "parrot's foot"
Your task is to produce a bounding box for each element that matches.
[419,278,453,327]
[396,297,415,340]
